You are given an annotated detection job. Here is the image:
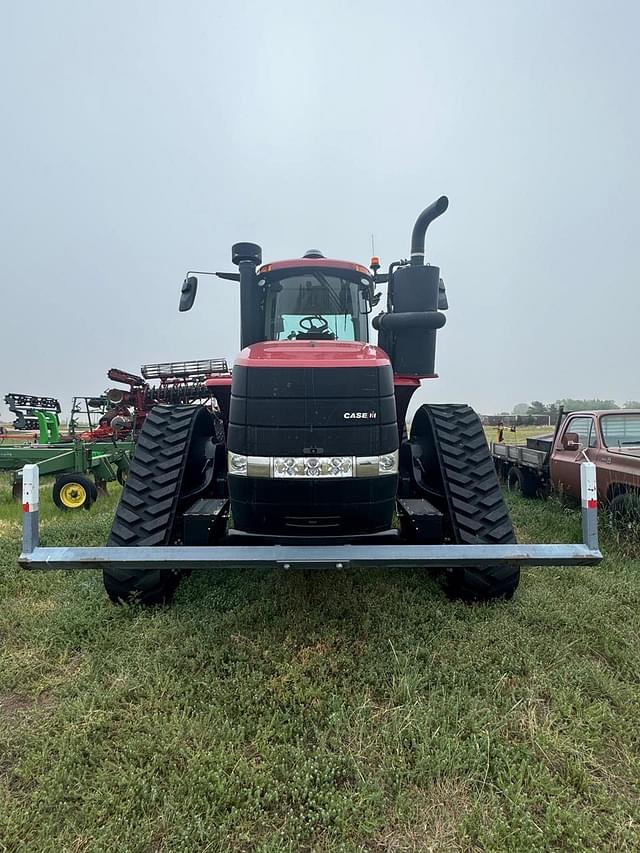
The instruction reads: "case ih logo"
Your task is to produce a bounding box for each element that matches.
[343,411,377,420]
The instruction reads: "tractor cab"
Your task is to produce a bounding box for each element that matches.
[258,255,374,343]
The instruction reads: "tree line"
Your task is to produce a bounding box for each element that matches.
[508,399,640,421]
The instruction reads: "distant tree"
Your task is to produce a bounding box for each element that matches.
[512,403,529,415]
[557,399,618,412]
[624,400,640,409]
[525,398,620,418]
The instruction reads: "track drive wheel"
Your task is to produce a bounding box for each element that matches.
[104,405,218,605]
[410,404,520,602]
[53,474,95,511]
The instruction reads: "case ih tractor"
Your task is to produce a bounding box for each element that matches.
[19,197,602,602]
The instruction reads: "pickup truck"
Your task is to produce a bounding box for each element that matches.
[491,410,640,522]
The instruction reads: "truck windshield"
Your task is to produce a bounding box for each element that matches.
[601,414,640,447]
[262,270,370,342]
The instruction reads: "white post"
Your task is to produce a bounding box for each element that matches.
[22,464,40,553]
[580,460,598,551]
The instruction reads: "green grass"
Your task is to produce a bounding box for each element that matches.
[1,475,639,852]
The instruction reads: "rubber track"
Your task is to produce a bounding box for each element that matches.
[415,404,519,600]
[108,405,204,548]
[422,404,515,545]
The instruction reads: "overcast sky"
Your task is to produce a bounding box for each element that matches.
[1,0,638,421]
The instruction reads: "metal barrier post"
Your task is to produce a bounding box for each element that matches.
[22,464,40,553]
[580,460,598,551]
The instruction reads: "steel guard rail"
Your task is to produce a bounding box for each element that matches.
[18,463,602,571]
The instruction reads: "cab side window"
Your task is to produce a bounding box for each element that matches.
[565,416,596,448]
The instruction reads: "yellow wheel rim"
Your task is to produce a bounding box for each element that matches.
[59,482,87,509]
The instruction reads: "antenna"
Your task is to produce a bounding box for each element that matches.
[369,232,380,276]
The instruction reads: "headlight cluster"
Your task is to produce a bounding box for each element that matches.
[227,451,398,479]
[274,456,353,478]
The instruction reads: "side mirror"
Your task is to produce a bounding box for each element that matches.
[562,431,580,451]
[179,276,198,312]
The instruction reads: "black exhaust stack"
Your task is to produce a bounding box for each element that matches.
[232,242,263,350]
[374,196,448,377]
[410,195,449,266]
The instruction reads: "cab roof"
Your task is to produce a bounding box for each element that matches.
[567,410,640,417]
[258,258,372,277]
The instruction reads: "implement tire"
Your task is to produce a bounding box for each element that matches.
[411,403,520,602]
[104,404,217,606]
[53,474,94,511]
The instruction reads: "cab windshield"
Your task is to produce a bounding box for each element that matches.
[262,269,371,342]
[601,414,640,448]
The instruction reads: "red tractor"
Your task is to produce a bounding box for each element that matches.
[19,198,601,602]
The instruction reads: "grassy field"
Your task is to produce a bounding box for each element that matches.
[1,473,639,852]
[483,424,554,445]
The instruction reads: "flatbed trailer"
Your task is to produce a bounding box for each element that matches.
[491,438,552,496]
[491,439,551,471]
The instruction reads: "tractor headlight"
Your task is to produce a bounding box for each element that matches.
[273,456,354,478]
[378,451,399,475]
[228,453,248,475]
[228,451,398,479]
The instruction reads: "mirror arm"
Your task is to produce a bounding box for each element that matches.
[184,270,240,282]
[179,269,242,312]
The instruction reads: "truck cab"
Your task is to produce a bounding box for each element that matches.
[550,409,640,503]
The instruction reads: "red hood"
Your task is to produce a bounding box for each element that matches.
[234,340,391,369]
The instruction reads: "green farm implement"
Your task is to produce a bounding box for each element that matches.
[1,393,132,509]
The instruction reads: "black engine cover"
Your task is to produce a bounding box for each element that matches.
[228,347,398,537]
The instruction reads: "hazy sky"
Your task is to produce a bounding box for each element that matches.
[2,0,638,421]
